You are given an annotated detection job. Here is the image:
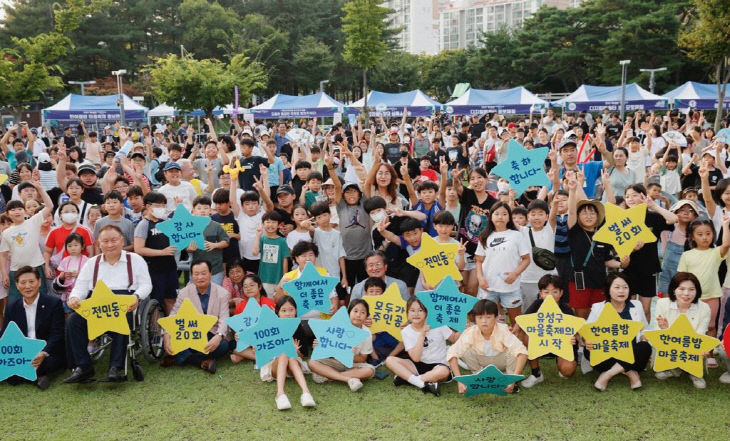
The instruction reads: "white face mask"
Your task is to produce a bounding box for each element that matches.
[61,212,78,224]
[404,137,411,143]
[497,181,510,193]
[152,207,168,219]
[370,210,387,224]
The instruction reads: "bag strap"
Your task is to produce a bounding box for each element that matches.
[92,252,134,289]
[528,227,536,247]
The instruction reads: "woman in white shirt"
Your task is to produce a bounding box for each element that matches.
[385,298,458,397]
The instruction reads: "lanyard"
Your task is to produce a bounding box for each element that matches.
[571,230,595,269]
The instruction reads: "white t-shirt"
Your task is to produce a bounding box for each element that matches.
[235,209,263,260]
[313,228,346,279]
[286,229,312,251]
[475,229,530,292]
[402,325,451,365]
[520,225,558,283]
[627,148,649,184]
[158,181,198,212]
[0,212,46,270]
[646,136,666,166]
[353,326,373,356]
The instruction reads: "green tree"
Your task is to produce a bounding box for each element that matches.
[369,51,421,93]
[292,37,336,94]
[230,14,291,94]
[341,0,389,116]
[420,49,470,101]
[179,0,242,60]
[144,54,267,116]
[466,29,519,90]
[680,0,730,130]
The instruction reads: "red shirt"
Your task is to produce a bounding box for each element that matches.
[419,169,438,182]
[45,224,94,258]
[233,296,276,315]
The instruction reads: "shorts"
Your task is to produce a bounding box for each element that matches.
[626,272,657,298]
[259,356,303,382]
[479,289,523,309]
[317,357,376,373]
[241,258,260,274]
[463,255,476,271]
[411,360,453,382]
[568,282,604,309]
[150,270,179,302]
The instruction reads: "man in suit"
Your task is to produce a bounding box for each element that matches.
[1,265,65,389]
[161,259,230,373]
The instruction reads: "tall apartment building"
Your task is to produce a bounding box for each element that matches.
[383,0,442,55]
[439,0,582,51]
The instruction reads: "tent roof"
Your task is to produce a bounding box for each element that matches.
[350,90,441,109]
[44,94,148,112]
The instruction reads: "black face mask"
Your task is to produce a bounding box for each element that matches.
[38,162,53,171]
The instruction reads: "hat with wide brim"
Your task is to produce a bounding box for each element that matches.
[669,199,701,214]
[576,199,605,226]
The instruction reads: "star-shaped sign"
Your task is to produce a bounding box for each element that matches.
[0,174,8,186]
[644,314,720,378]
[309,306,370,368]
[593,203,657,258]
[515,295,585,361]
[406,233,462,287]
[578,303,644,366]
[245,307,301,368]
[0,321,46,382]
[156,204,210,250]
[416,275,478,332]
[364,283,407,341]
[490,141,549,196]
[77,280,136,340]
[225,299,262,351]
[223,159,246,179]
[454,364,525,397]
[281,262,338,317]
[158,298,218,355]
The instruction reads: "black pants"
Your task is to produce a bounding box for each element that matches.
[4,352,65,385]
[585,340,652,373]
[345,258,367,288]
[555,254,572,301]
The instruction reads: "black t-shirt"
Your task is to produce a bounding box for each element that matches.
[237,155,270,191]
[426,149,447,167]
[606,122,623,138]
[81,187,104,205]
[469,123,486,139]
[274,207,295,234]
[384,143,401,164]
[525,297,574,315]
[291,176,305,200]
[624,210,673,276]
[446,146,468,169]
[64,135,76,148]
[139,218,177,272]
[211,211,240,263]
[682,164,723,190]
[457,187,498,256]
[567,225,612,288]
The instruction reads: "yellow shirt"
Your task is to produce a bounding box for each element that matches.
[677,247,724,299]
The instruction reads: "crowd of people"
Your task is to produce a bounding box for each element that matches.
[1,107,730,409]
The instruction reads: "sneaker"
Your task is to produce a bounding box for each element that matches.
[347,378,363,392]
[689,375,706,389]
[421,382,441,397]
[393,375,409,387]
[457,359,469,370]
[275,394,291,411]
[706,357,718,369]
[578,349,593,374]
[521,374,544,388]
[301,361,311,374]
[557,371,568,379]
[655,369,681,380]
[719,372,730,384]
[311,373,328,384]
[300,392,316,407]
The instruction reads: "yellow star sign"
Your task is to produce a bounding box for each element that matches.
[578,303,644,366]
[364,283,407,341]
[593,203,657,258]
[644,314,720,378]
[515,295,585,361]
[0,174,7,186]
[158,298,218,355]
[406,233,462,287]
[77,280,136,340]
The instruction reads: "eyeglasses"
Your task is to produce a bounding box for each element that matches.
[366,262,384,268]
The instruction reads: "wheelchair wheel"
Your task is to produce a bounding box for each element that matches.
[89,334,112,361]
[139,298,165,363]
[131,359,145,381]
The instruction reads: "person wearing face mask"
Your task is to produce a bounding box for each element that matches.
[44,201,95,278]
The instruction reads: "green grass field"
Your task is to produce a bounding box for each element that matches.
[2,356,729,441]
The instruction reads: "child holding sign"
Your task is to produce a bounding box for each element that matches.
[308,300,375,392]
[517,275,577,388]
[263,296,316,410]
[386,298,458,397]
[230,274,276,364]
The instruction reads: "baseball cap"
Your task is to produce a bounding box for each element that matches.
[38,152,51,163]
[507,123,517,129]
[77,163,97,175]
[276,185,295,196]
[130,152,146,161]
[163,162,181,171]
[559,139,578,150]
[342,182,361,193]
[322,178,335,187]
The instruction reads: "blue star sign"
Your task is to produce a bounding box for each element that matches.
[246,307,301,368]
[0,322,46,382]
[416,275,478,332]
[156,204,210,250]
[309,306,370,368]
[225,300,262,351]
[491,140,549,196]
[454,364,525,397]
[282,262,338,317]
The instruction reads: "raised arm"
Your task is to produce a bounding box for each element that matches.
[56,139,68,192]
[566,172,579,229]
[699,166,716,218]
[204,118,218,142]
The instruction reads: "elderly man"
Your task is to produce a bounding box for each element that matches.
[1,266,65,389]
[161,259,230,373]
[349,251,409,303]
[63,224,152,383]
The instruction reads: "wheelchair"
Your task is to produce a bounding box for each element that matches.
[88,296,165,381]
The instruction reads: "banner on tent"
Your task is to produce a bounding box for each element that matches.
[43,110,147,121]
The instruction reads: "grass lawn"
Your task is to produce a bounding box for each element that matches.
[2,355,729,441]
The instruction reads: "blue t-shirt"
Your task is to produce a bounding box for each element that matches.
[267,157,286,186]
[413,200,443,237]
[557,161,603,198]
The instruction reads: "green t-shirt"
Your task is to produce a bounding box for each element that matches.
[304,190,323,210]
[258,235,290,284]
[192,220,229,275]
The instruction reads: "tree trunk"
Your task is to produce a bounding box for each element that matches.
[361,68,369,122]
[715,58,729,132]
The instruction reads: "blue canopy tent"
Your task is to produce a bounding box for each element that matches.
[444,87,548,115]
[148,103,225,118]
[551,84,668,112]
[249,92,345,118]
[43,94,148,123]
[663,81,730,111]
[350,90,442,117]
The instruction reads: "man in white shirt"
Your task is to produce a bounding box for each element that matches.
[64,224,152,383]
[158,161,198,212]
